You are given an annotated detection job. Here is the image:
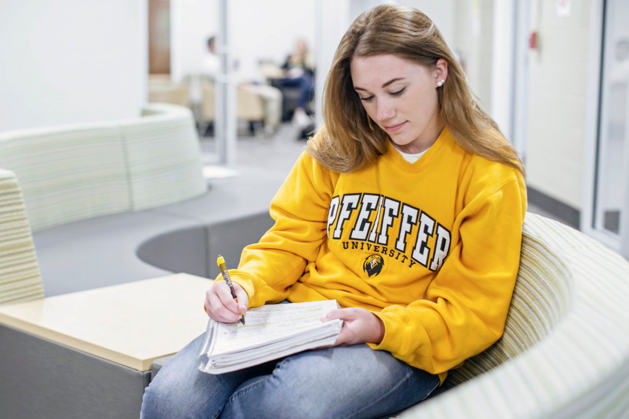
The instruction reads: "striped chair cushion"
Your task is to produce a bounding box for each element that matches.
[0,170,44,305]
[400,213,629,418]
[119,104,207,211]
[444,215,573,387]
[0,124,131,232]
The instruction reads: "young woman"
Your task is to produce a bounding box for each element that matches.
[141,4,526,419]
[279,39,316,128]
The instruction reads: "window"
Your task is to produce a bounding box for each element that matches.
[593,0,629,238]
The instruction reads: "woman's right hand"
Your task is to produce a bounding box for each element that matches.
[204,281,249,323]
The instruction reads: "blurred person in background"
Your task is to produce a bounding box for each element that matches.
[203,36,283,136]
[278,39,315,128]
[141,5,526,419]
[202,36,220,79]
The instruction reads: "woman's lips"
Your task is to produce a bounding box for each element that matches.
[383,122,406,133]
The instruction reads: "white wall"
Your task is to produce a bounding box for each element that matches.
[314,0,352,125]
[170,0,316,82]
[0,0,147,132]
[526,0,592,209]
[170,0,218,82]
[233,0,316,81]
[451,0,494,112]
[400,0,456,47]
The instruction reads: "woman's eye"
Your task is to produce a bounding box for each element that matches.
[360,96,375,102]
[390,88,405,96]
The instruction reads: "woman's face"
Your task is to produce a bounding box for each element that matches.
[350,54,448,154]
[296,40,307,55]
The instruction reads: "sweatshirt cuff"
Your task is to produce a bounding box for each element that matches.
[221,272,258,305]
[366,310,404,353]
[368,309,446,384]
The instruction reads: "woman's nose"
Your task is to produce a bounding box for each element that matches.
[376,100,395,121]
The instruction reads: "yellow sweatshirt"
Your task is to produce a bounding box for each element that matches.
[228,127,527,383]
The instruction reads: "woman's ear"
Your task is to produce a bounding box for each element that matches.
[434,58,449,87]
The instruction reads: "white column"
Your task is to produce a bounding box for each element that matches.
[216,0,237,166]
[511,0,530,159]
[138,0,149,109]
[314,0,351,127]
[490,0,516,141]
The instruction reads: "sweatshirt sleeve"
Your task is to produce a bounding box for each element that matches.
[227,151,338,307]
[368,175,527,376]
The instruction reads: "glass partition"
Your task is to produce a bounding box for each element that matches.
[594,0,629,235]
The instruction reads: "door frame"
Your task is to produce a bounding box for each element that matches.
[580,0,622,252]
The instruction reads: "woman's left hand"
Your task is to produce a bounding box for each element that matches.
[322,308,385,346]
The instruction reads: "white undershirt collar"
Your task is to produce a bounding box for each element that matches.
[394,146,430,164]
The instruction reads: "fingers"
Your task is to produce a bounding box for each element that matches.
[321,308,384,346]
[333,322,352,346]
[321,309,353,346]
[205,289,238,323]
[216,283,241,314]
[321,309,342,322]
[232,283,249,313]
[321,308,359,322]
[204,282,243,323]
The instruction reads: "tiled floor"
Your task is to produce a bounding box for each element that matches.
[201,122,572,228]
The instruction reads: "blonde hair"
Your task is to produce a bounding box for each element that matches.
[306,4,524,176]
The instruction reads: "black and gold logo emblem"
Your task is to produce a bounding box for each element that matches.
[363,254,384,277]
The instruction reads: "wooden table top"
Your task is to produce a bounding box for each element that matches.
[0,274,212,371]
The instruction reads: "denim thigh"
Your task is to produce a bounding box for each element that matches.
[140,333,278,419]
[221,344,440,419]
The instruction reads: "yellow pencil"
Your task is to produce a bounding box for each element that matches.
[217,255,245,325]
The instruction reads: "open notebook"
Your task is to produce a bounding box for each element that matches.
[197,300,343,374]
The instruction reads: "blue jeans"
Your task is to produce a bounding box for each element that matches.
[275,74,314,109]
[141,333,440,419]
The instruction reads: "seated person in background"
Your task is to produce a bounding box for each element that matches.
[202,36,220,80]
[141,4,526,419]
[203,36,283,136]
[278,38,315,128]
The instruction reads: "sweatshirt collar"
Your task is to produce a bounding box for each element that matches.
[383,126,451,171]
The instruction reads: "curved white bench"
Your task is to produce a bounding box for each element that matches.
[0,103,206,233]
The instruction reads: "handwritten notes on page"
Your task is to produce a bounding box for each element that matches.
[197,300,342,374]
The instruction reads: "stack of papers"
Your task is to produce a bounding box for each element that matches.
[197,300,343,374]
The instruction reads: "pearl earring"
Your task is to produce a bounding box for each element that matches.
[437,80,444,87]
